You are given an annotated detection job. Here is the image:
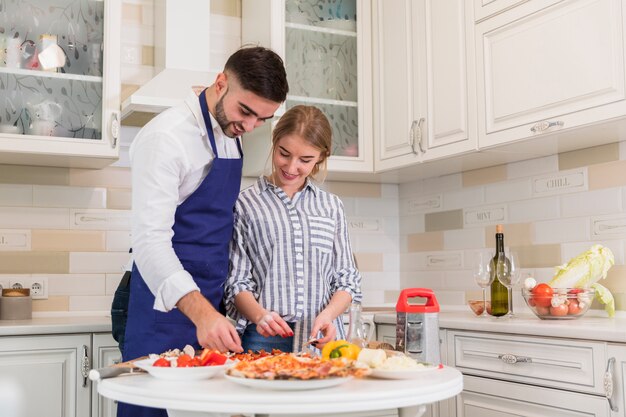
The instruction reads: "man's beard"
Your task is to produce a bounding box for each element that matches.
[214,94,236,138]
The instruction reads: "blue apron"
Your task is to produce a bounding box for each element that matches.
[118,90,242,417]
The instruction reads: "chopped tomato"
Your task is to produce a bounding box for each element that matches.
[198,349,228,366]
[176,354,194,367]
[531,283,553,307]
[152,357,170,367]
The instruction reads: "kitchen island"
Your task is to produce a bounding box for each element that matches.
[96,366,463,417]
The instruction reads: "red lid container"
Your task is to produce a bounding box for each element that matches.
[396,288,440,313]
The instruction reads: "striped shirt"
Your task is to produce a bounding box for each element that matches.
[224,176,362,352]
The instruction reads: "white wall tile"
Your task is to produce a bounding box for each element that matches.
[360,290,385,305]
[561,239,624,266]
[383,253,400,272]
[120,25,154,47]
[443,270,476,290]
[381,184,399,199]
[398,215,425,235]
[508,196,559,223]
[399,173,462,198]
[347,216,398,236]
[444,228,485,250]
[339,197,356,216]
[0,207,69,229]
[444,188,485,210]
[106,273,124,295]
[533,217,591,244]
[70,209,131,231]
[401,251,464,270]
[507,155,558,179]
[105,231,132,252]
[0,184,33,206]
[351,235,400,253]
[400,271,445,289]
[361,272,400,290]
[41,274,106,296]
[0,229,31,251]
[400,194,441,216]
[432,291,466,307]
[111,146,131,168]
[533,268,556,282]
[33,185,106,208]
[70,252,132,274]
[69,295,114,312]
[485,179,532,204]
[119,126,141,147]
[561,188,623,218]
[354,198,398,217]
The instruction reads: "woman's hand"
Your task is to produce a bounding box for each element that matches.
[310,311,337,348]
[256,311,293,338]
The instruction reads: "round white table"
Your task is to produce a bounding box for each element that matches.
[97,366,463,417]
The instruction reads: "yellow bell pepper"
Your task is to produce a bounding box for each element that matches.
[321,340,361,361]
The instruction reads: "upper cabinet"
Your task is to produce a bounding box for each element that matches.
[241,0,373,176]
[373,0,477,173]
[0,0,121,169]
[476,0,626,149]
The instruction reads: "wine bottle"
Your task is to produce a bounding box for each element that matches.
[490,224,509,317]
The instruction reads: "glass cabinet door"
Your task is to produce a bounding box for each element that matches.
[284,0,360,159]
[0,0,106,141]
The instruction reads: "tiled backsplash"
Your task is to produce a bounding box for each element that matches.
[398,142,626,314]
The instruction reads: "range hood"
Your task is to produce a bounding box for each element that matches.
[121,0,218,120]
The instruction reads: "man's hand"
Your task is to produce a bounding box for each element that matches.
[177,290,243,353]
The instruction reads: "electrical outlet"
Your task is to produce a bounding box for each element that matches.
[9,278,48,299]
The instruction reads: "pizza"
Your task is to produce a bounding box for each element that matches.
[227,353,369,380]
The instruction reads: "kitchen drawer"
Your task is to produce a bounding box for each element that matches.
[447,330,607,395]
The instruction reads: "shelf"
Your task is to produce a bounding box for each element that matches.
[0,67,103,83]
[285,22,357,37]
[287,95,358,107]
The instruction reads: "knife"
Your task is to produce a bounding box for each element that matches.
[89,356,148,381]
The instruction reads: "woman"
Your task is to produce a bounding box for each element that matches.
[224,105,362,353]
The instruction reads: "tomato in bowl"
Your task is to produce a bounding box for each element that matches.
[522,287,594,320]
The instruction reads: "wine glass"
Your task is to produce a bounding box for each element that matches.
[473,252,495,317]
[497,251,521,318]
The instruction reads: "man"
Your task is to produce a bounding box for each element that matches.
[117,46,288,417]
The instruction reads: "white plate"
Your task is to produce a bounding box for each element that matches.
[225,374,351,391]
[134,358,232,381]
[369,365,441,380]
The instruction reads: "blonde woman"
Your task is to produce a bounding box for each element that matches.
[224,105,362,353]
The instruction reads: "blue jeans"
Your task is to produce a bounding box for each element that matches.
[242,323,294,352]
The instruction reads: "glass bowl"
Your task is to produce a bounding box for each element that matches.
[521,287,595,320]
[468,300,491,316]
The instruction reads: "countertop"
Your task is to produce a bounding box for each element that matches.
[375,311,626,343]
[0,315,112,336]
[2,311,626,344]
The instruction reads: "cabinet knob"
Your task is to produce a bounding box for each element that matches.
[530,120,564,134]
[498,353,532,364]
[110,112,120,148]
[605,357,618,412]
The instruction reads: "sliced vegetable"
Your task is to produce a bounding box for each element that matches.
[152,357,170,367]
[321,340,361,361]
[591,283,615,318]
[548,245,614,288]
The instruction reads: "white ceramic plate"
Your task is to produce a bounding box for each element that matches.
[225,374,351,391]
[134,358,232,381]
[369,365,441,380]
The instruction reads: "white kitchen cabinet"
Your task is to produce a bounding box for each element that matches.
[457,375,610,417]
[475,0,626,149]
[472,0,527,22]
[0,0,121,169]
[241,0,373,175]
[0,333,91,417]
[372,0,477,172]
[92,333,120,417]
[447,329,619,416]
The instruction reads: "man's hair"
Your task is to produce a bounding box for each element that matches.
[224,46,289,103]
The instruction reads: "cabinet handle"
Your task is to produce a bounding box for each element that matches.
[409,120,418,155]
[605,357,618,412]
[530,120,564,134]
[498,353,532,364]
[81,344,90,387]
[110,111,120,148]
[416,118,425,153]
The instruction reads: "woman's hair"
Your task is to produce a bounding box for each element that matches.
[224,45,289,103]
[271,105,332,182]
